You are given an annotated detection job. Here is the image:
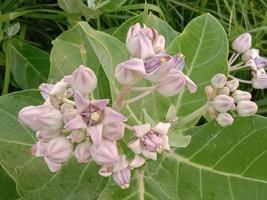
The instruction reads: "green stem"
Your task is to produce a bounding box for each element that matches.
[173,103,209,128]
[2,41,10,95]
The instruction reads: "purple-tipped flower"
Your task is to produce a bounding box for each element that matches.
[65,91,127,147]
[71,65,97,95]
[18,102,63,131]
[115,58,146,84]
[236,101,258,116]
[213,95,235,113]
[242,49,260,62]
[45,136,73,163]
[128,123,170,160]
[255,56,267,69]
[74,142,91,163]
[90,139,120,165]
[126,23,165,59]
[232,33,252,53]
[216,113,234,127]
[156,69,197,97]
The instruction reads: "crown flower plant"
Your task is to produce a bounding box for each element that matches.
[4,10,265,199]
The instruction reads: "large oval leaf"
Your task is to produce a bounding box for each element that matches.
[167,13,228,117]
[6,38,50,89]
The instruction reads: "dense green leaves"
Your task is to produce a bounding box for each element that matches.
[5,38,50,89]
[167,14,228,117]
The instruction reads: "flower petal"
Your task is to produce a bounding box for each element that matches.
[162,135,170,150]
[128,139,142,154]
[185,76,197,93]
[87,124,103,147]
[98,165,113,177]
[142,150,157,160]
[64,115,87,130]
[153,122,171,135]
[139,31,155,59]
[129,155,145,169]
[44,157,62,172]
[102,107,127,124]
[133,124,151,137]
[90,99,110,111]
[74,91,89,112]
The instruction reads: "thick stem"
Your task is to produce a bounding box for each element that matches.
[172,103,209,128]
[228,74,252,84]
[124,89,155,105]
[112,85,129,110]
[124,123,134,131]
[130,86,156,92]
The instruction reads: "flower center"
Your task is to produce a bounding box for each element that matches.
[140,130,163,153]
[80,105,102,126]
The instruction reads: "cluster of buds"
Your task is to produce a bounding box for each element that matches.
[205,73,258,127]
[18,62,173,188]
[229,33,267,89]
[115,23,197,99]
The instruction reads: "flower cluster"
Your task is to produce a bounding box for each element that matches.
[115,23,197,99]
[205,73,258,127]
[229,33,267,89]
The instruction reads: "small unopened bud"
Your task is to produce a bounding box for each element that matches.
[213,95,235,113]
[232,33,252,53]
[46,137,73,163]
[211,73,227,88]
[156,69,186,97]
[218,87,230,96]
[252,73,267,89]
[232,90,252,103]
[74,142,91,163]
[205,85,216,100]
[68,129,85,143]
[71,65,97,95]
[226,79,239,92]
[32,140,47,157]
[242,48,259,62]
[112,168,131,189]
[236,101,258,116]
[216,113,234,127]
[90,139,120,165]
[36,130,60,140]
[102,122,125,141]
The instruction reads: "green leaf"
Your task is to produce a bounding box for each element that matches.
[167,13,228,117]
[113,11,177,48]
[98,115,267,199]
[0,166,19,199]
[0,90,107,199]
[49,21,129,99]
[5,38,49,89]
[58,0,100,18]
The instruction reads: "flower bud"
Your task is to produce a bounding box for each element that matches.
[232,33,252,53]
[232,90,252,103]
[216,113,234,127]
[44,157,62,172]
[74,142,91,163]
[90,139,119,165]
[39,83,54,100]
[218,87,230,96]
[32,140,47,157]
[236,101,258,116]
[46,137,73,163]
[115,58,145,84]
[36,130,60,140]
[242,48,259,62]
[68,129,85,143]
[211,73,227,88]
[102,122,125,141]
[252,73,267,89]
[205,85,216,100]
[226,79,239,92]
[156,69,186,97]
[213,95,235,113]
[71,65,97,95]
[18,105,63,131]
[245,59,257,71]
[112,168,131,189]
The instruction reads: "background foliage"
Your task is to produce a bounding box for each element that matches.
[0,0,267,199]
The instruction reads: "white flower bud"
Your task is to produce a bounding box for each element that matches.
[226,79,239,92]
[242,48,259,62]
[74,142,91,163]
[232,33,252,53]
[213,95,235,113]
[252,73,267,89]
[236,101,258,116]
[245,59,257,71]
[218,87,230,96]
[211,73,227,88]
[216,113,234,127]
[232,90,252,103]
